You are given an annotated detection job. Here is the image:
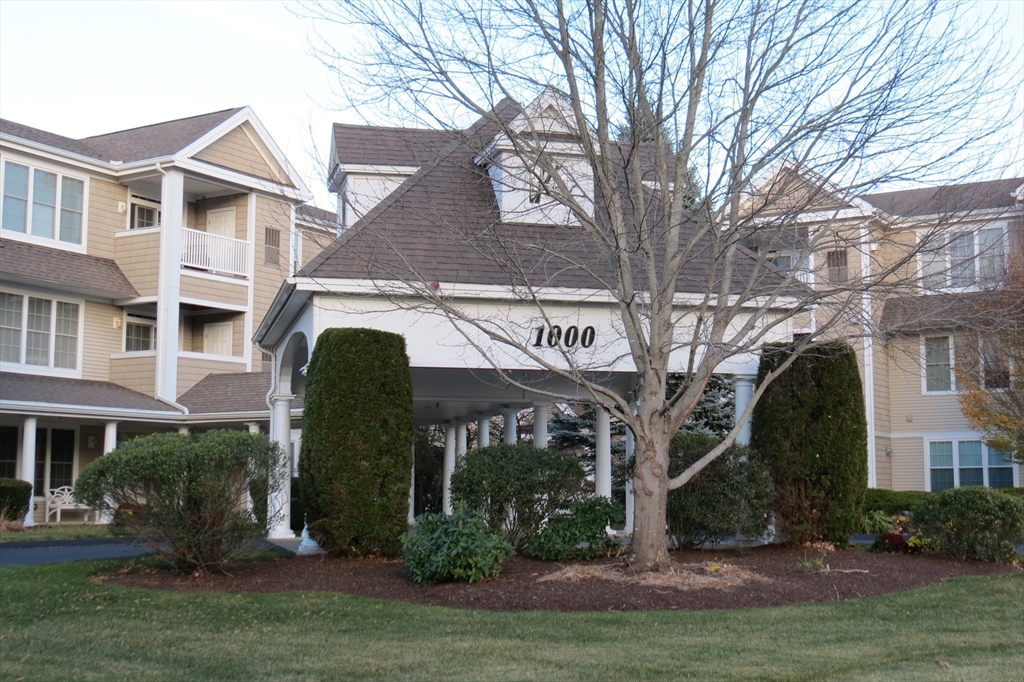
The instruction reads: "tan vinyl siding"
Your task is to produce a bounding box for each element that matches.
[115,228,160,297]
[81,301,122,381]
[177,356,247,397]
[193,123,286,184]
[87,178,128,260]
[886,336,972,434]
[301,227,334,267]
[875,436,892,489]
[110,354,156,396]
[180,273,248,307]
[253,195,292,329]
[890,437,926,491]
[233,315,245,356]
[78,424,105,471]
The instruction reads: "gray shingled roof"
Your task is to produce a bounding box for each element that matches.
[0,238,138,298]
[0,372,178,412]
[306,104,784,296]
[296,204,338,227]
[880,289,1024,334]
[1,108,243,164]
[864,178,1023,217]
[333,123,459,167]
[177,372,304,414]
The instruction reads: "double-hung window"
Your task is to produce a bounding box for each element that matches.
[929,440,1017,491]
[0,291,80,371]
[34,428,76,493]
[2,160,85,245]
[919,226,1006,291]
[125,319,156,352]
[924,336,955,392]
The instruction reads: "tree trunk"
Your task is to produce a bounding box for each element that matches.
[630,426,672,572]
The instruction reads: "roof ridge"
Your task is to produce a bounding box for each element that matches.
[332,121,456,134]
[80,107,244,141]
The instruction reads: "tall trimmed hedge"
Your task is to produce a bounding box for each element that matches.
[751,342,868,545]
[0,478,32,521]
[300,328,414,556]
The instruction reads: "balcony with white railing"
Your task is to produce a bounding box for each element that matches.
[181,227,250,278]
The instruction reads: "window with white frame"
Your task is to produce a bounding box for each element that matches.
[34,427,75,493]
[929,440,1016,491]
[0,291,80,370]
[129,195,161,229]
[124,317,156,352]
[768,250,813,283]
[924,335,954,392]
[919,226,1006,291]
[2,160,84,245]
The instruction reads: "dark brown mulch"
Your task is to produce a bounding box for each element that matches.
[103,545,1019,612]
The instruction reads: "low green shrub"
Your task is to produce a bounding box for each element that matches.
[450,443,584,550]
[912,487,1024,562]
[862,489,932,515]
[997,487,1024,499]
[0,478,32,522]
[528,497,623,561]
[401,510,514,586]
[666,433,773,548]
[74,430,284,573]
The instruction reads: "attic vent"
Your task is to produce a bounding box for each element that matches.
[264,227,280,265]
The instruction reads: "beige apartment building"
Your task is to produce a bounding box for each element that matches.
[744,168,1022,493]
[0,109,334,523]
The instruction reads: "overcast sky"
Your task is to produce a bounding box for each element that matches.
[1,0,1021,212]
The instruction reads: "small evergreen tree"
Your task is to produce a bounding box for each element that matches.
[751,342,868,546]
[668,374,736,436]
[300,328,414,556]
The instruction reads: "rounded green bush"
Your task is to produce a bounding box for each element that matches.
[667,433,774,548]
[528,496,623,561]
[401,510,514,585]
[912,486,1024,562]
[0,477,32,522]
[300,328,414,557]
[73,430,283,573]
[751,342,868,546]
[862,489,933,516]
[450,443,584,550]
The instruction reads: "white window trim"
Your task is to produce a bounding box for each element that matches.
[0,152,89,253]
[127,194,162,231]
[915,222,1008,294]
[924,436,1020,491]
[921,334,958,395]
[0,286,84,378]
[123,315,157,353]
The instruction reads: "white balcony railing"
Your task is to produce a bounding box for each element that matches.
[181,227,249,277]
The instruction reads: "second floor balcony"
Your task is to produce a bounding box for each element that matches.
[181,226,249,278]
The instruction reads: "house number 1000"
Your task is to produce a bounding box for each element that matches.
[532,325,596,349]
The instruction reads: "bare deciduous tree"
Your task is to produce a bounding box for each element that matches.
[300,0,1019,570]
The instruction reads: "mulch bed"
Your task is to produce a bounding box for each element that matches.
[102,545,1020,612]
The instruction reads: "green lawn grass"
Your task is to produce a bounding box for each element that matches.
[0,523,114,543]
[0,558,1021,681]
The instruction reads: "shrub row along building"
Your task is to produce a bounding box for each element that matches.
[1,93,1020,529]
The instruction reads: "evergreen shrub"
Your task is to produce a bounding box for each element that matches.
[0,478,32,521]
[300,328,414,557]
[401,510,514,585]
[912,486,1024,562]
[528,497,623,561]
[751,342,868,546]
[450,443,583,550]
[73,430,283,572]
[862,489,932,515]
[666,433,773,548]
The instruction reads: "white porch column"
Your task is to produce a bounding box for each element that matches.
[595,408,612,499]
[267,394,294,538]
[456,423,467,459]
[19,417,37,527]
[502,408,519,444]
[532,402,550,448]
[155,167,184,403]
[734,375,756,445]
[477,417,490,448]
[442,424,456,514]
[178,426,190,435]
[99,421,119,523]
[624,419,635,534]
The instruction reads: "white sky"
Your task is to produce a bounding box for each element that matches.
[1,0,1022,212]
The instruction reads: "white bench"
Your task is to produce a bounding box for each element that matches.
[45,486,99,523]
